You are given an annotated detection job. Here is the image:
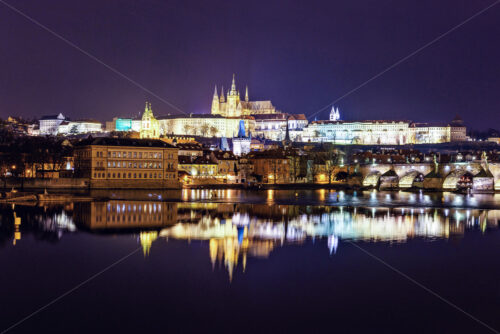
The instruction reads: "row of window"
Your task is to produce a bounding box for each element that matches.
[95,151,176,159]
[107,161,164,169]
[93,172,176,179]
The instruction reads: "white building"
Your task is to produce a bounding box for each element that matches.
[253,113,308,141]
[302,119,466,145]
[39,113,66,135]
[57,120,103,135]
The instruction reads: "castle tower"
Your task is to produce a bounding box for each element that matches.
[140,102,160,139]
[219,86,224,102]
[226,74,241,117]
[245,86,249,102]
[230,74,237,95]
[330,106,341,121]
[211,85,220,115]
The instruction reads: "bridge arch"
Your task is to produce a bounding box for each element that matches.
[443,170,470,190]
[363,171,381,188]
[399,170,424,189]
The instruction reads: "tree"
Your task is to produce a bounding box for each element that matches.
[69,124,79,135]
[183,124,191,135]
[201,124,209,137]
[209,126,218,137]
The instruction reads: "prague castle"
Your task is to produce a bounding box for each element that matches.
[103,74,466,146]
[211,74,277,117]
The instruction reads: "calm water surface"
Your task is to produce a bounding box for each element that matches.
[0,190,499,333]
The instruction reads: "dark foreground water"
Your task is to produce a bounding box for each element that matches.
[0,190,499,333]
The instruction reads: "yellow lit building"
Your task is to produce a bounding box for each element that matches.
[211,74,278,117]
[157,114,255,138]
[140,102,160,139]
[73,137,179,189]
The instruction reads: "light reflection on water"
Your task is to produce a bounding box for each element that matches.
[173,189,500,209]
[1,200,498,279]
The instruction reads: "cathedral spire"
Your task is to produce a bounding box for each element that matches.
[245,85,249,102]
[220,86,225,102]
[213,85,218,98]
[231,73,236,94]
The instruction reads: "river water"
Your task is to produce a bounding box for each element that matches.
[0,190,499,333]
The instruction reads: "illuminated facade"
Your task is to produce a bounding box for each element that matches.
[157,114,255,138]
[73,137,179,189]
[39,113,66,135]
[211,74,278,117]
[302,119,466,145]
[253,113,308,141]
[140,102,160,139]
[57,119,102,134]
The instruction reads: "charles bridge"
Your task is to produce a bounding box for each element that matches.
[344,160,500,192]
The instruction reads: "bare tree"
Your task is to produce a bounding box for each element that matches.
[209,126,218,137]
[201,124,209,137]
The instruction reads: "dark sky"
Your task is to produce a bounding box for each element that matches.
[1,0,499,129]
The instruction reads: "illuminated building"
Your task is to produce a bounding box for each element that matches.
[140,102,160,139]
[249,149,292,184]
[39,113,66,135]
[178,155,218,181]
[211,74,278,117]
[73,137,179,189]
[212,151,239,183]
[57,119,102,135]
[232,120,251,156]
[106,117,142,132]
[253,113,308,141]
[302,118,467,145]
[157,114,255,138]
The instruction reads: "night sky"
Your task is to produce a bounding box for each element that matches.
[1,0,499,129]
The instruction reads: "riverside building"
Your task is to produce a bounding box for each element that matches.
[73,137,179,189]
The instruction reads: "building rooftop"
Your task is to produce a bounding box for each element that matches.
[40,113,66,121]
[157,114,226,120]
[74,137,176,148]
[311,120,410,125]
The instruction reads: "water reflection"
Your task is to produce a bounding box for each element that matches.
[1,201,498,279]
